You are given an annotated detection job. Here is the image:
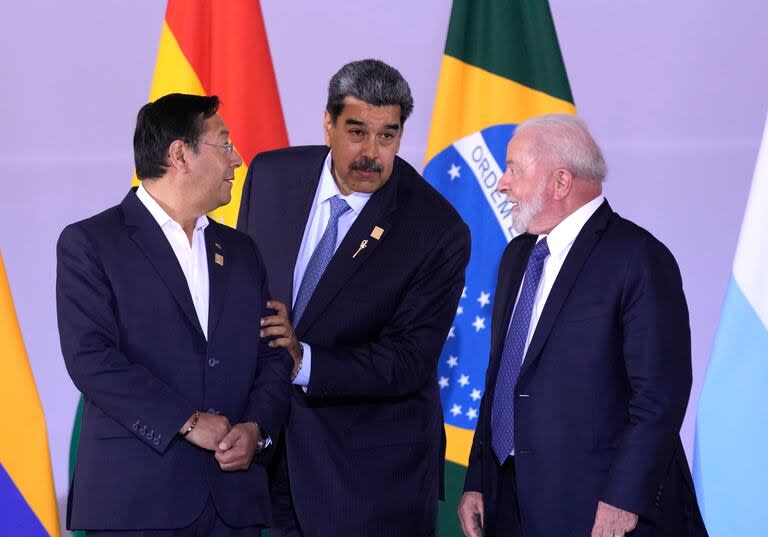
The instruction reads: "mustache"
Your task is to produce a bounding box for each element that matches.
[349,157,384,173]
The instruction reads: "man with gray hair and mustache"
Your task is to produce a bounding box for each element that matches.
[458,114,707,537]
[238,59,470,536]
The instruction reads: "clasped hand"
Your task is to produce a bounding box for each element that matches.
[180,412,261,471]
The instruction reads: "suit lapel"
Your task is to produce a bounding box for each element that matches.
[520,200,614,375]
[205,222,230,339]
[295,167,399,335]
[122,189,206,339]
[273,154,326,307]
[488,235,537,377]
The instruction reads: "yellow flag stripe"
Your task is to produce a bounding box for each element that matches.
[425,55,576,164]
[446,423,475,466]
[0,252,60,537]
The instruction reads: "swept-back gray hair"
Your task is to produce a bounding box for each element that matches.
[326,59,414,125]
[515,114,607,183]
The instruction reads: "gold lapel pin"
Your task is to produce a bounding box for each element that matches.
[370,226,384,240]
[352,239,368,259]
[215,253,224,266]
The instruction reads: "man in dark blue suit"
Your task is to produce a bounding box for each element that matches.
[458,115,708,537]
[57,93,292,537]
[237,59,471,537]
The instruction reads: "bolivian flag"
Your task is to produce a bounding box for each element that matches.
[69,2,288,534]
[423,1,575,534]
[0,251,60,537]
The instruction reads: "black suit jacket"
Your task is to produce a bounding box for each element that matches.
[465,201,708,536]
[237,146,471,537]
[57,188,292,530]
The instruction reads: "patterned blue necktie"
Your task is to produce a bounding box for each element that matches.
[292,195,351,324]
[491,237,550,464]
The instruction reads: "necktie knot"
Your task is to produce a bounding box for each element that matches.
[329,195,351,220]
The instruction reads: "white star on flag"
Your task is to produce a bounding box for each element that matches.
[462,286,468,299]
[448,163,461,180]
[446,355,459,368]
[450,404,462,416]
[477,291,491,307]
[470,388,482,401]
[456,305,464,315]
[447,326,456,339]
[466,407,478,420]
[458,374,470,387]
[438,376,450,389]
[472,316,486,332]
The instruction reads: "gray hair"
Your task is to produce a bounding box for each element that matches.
[326,59,414,125]
[514,114,607,183]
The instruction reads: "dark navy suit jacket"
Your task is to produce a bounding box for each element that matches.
[465,201,708,536]
[237,146,471,537]
[57,188,292,531]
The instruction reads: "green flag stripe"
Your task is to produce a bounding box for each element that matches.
[444,0,573,104]
[437,461,468,537]
[69,395,86,537]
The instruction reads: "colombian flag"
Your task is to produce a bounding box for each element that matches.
[423,1,574,534]
[0,251,60,536]
[69,2,288,534]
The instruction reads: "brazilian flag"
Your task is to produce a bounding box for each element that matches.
[423,1,575,534]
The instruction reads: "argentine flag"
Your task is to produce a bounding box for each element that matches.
[693,114,768,534]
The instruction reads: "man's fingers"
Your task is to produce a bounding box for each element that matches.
[260,314,289,328]
[266,300,288,316]
[218,426,242,451]
[260,324,292,337]
[268,337,293,349]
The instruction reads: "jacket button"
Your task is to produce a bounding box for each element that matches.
[208,357,219,367]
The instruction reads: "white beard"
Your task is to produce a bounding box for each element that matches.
[508,181,547,234]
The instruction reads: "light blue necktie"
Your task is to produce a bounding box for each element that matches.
[292,195,351,325]
[491,237,550,464]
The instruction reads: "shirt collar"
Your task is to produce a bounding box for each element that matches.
[317,150,371,215]
[538,194,605,259]
[136,182,209,232]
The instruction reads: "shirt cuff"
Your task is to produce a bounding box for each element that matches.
[292,342,311,393]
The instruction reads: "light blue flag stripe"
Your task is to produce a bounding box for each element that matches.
[693,277,768,534]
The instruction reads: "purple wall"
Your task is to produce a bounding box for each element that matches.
[1,1,766,533]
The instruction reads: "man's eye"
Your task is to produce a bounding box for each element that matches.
[381,132,394,140]
[349,129,363,137]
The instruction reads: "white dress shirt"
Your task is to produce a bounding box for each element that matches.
[291,151,372,387]
[136,182,211,339]
[513,194,605,362]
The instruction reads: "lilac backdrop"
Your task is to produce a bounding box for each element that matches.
[1,1,766,534]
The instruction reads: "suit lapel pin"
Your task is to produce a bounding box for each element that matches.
[370,226,384,240]
[214,242,222,250]
[215,253,224,266]
[353,239,368,259]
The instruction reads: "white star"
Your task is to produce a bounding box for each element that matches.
[456,305,464,315]
[477,291,491,308]
[448,163,461,180]
[450,404,462,416]
[466,407,478,420]
[438,376,450,389]
[447,326,456,339]
[472,316,486,332]
[458,374,470,387]
[461,286,468,299]
[470,388,482,401]
[446,355,459,368]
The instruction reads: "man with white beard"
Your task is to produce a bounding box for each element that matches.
[457,115,707,537]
